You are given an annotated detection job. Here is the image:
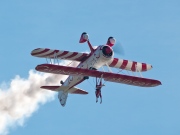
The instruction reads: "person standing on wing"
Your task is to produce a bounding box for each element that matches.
[95,77,104,104]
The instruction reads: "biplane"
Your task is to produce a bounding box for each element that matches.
[31,32,161,107]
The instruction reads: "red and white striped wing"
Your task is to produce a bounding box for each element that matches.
[31,48,89,62]
[107,58,152,72]
[35,64,161,87]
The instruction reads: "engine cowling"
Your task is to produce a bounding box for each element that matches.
[79,32,89,43]
[101,45,113,58]
[92,45,114,69]
[80,45,114,70]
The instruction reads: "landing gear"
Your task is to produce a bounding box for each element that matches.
[89,67,97,70]
[84,76,89,80]
[60,80,64,85]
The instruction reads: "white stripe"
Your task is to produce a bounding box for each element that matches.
[136,63,142,71]
[60,52,74,59]
[35,49,55,57]
[115,59,123,68]
[32,48,45,54]
[44,51,65,59]
[146,64,152,70]
[125,61,133,70]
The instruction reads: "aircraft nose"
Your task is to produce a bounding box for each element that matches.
[102,46,113,57]
[105,47,112,54]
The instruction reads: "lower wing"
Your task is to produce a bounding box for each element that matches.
[35,64,161,87]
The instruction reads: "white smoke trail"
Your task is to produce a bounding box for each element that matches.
[0,61,79,135]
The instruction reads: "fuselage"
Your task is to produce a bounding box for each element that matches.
[62,45,113,91]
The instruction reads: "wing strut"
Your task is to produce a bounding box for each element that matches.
[105,63,112,73]
[135,64,143,77]
[45,52,60,65]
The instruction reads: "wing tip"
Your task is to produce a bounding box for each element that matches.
[40,86,60,91]
[71,89,88,94]
[31,48,41,56]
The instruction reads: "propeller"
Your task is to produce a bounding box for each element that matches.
[106,37,125,56]
[79,32,125,55]
[113,41,125,56]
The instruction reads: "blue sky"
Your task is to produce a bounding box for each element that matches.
[0,0,180,135]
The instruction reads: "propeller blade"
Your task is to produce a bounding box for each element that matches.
[113,42,125,56]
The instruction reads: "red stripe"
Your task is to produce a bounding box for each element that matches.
[64,52,78,59]
[32,49,50,55]
[40,50,59,57]
[131,62,137,71]
[109,58,118,67]
[142,63,147,71]
[120,60,128,69]
[75,54,88,61]
[57,51,69,57]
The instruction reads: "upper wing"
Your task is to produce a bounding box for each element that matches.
[107,58,152,72]
[31,48,89,62]
[35,64,161,87]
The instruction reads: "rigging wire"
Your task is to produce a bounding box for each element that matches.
[87,79,95,90]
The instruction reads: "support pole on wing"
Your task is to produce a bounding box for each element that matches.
[50,58,52,64]
[46,57,48,63]
[135,64,143,77]
[87,40,95,53]
[79,32,95,53]
[54,51,59,65]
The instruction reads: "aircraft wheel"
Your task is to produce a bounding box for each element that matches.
[60,80,64,84]
[84,76,89,80]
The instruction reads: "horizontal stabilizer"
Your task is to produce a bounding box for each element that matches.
[70,88,88,94]
[41,85,88,94]
[41,86,60,91]
[41,85,68,91]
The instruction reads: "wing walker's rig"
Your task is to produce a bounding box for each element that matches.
[31,32,161,107]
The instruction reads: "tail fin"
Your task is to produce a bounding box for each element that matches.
[79,32,94,52]
[106,37,116,47]
[79,32,89,43]
[58,91,68,107]
[41,85,88,107]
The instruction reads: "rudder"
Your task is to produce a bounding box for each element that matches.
[58,91,68,107]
